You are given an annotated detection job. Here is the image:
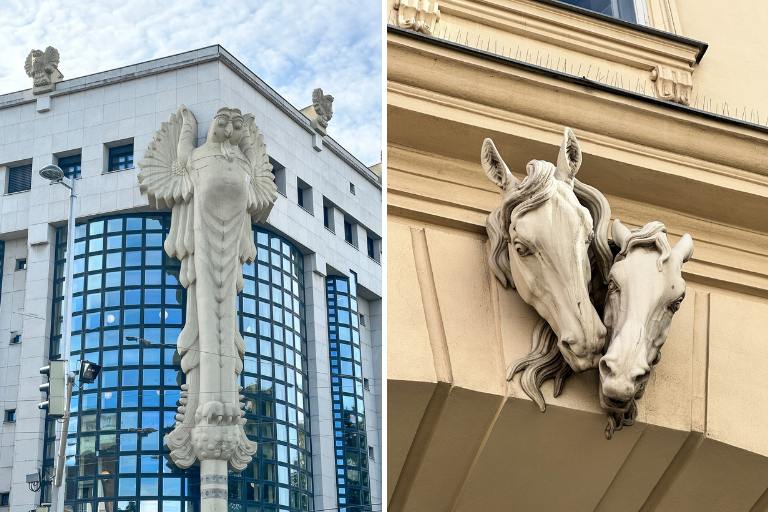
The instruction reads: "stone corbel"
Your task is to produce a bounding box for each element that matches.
[650,65,693,105]
[393,0,440,35]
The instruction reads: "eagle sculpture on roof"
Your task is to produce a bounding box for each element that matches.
[25,46,63,90]
[312,87,334,130]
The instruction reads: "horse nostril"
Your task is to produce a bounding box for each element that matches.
[599,358,614,378]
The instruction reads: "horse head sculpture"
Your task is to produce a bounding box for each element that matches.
[484,128,613,410]
[600,220,693,438]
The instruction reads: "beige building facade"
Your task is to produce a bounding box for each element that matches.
[386,1,768,510]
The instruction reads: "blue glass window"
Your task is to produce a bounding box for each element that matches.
[108,143,134,172]
[43,214,312,512]
[58,153,82,179]
[326,275,371,511]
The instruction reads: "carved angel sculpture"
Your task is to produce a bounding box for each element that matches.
[25,46,63,88]
[312,88,334,130]
[138,106,277,475]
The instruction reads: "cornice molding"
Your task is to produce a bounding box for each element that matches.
[440,0,706,67]
[388,144,768,298]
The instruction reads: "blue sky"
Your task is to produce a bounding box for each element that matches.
[0,0,382,165]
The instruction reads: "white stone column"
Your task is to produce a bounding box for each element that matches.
[12,224,56,512]
[303,254,337,512]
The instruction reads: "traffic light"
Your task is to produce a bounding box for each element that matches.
[39,360,66,417]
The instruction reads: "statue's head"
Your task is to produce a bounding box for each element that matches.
[484,128,608,372]
[600,220,693,415]
[208,107,245,145]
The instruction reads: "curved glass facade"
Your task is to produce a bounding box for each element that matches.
[326,275,371,511]
[42,214,311,512]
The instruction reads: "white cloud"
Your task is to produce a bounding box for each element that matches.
[0,0,382,164]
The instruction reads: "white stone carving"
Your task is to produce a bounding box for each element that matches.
[138,105,277,509]
[484,128,612,410]
[600,220,693,438]
[393,0,441,35]
[25,46,63,94]
[312,88,334,135]
[650,65,693,105]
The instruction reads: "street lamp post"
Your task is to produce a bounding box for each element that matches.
[39,165,77,512]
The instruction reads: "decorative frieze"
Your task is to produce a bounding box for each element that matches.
[393,0,441,35]
[651,65,693,105]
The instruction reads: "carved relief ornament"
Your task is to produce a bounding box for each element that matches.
[650,65,693,105]
[393,0,441,35]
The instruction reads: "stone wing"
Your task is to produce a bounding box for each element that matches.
[138,105,197,210]
[43,46,60,66]
[241,115,277,223]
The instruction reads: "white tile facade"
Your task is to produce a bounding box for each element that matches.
[0,46,381,512]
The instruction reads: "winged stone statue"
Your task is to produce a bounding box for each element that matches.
[138,105,277,503]
[25,46,63,91]
[312,87,334,132]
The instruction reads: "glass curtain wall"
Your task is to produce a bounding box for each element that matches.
[326,275,371,511]
[41,214,312,512]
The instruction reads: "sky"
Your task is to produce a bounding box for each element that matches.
[0,0,382,165]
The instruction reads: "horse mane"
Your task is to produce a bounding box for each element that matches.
[486,161,614,410]
[486,160,557,288]
[615,221,671,271]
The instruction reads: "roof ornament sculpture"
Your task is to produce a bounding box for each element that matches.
[482,127,693,438]
[138,105,277,509]
[25,46,63,94]
[312,87,334,134]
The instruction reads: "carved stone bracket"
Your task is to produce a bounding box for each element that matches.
[393,0,441,35]
[650,65,693,105]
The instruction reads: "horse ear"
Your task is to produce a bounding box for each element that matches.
[673,233,694,263]
[555,127,582,183]
[481,138,517,190]
[612,219,631,250]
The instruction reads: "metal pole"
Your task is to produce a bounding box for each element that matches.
[54,176,77,512]
[53,374,75,486]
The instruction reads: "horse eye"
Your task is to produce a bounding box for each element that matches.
[668,296,684,312]
[585,231,595,245]
[513,241,532,257]
[607,279,620,294]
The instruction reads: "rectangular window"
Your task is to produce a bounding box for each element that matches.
[367,236,375,260]
[344,220,354,246]
[360,314,366,327]
[58,153,82,179]
[349,182,356,195]
[297,178,313,213]
[107,143,133,172]
[363,377,370,390]
[3,410,15,423]
[270,157,286,195]
[323,198,336,233]
[10,333,20,344]
[558,0,643,24]
[0,492,8,506]
[368,445,375,461]
[7,164,32,194]
[15,258,26,271]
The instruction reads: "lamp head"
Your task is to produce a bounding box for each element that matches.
[39,164,64,182]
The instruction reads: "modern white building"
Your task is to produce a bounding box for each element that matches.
[0,45,382,512]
